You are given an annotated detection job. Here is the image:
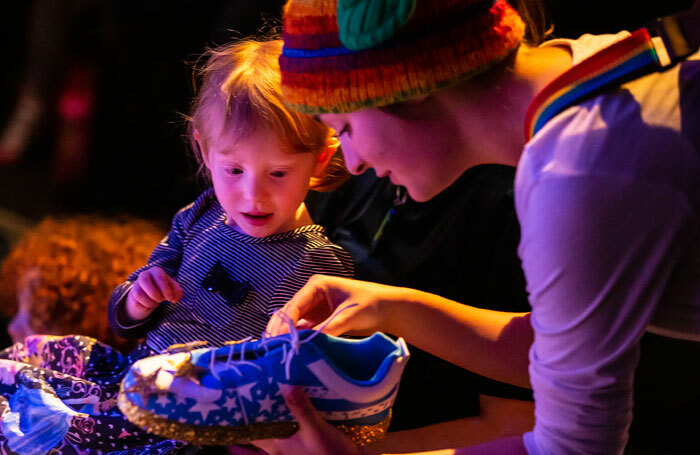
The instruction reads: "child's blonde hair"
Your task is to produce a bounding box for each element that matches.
[188,38,346,191]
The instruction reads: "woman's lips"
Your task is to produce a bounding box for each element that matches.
[242,212,272,226]
[375,170,389,178]
[376,170,396,184]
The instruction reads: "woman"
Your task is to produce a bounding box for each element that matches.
[260,0,700,454]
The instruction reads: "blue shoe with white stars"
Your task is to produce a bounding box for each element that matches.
[117,330,409,446]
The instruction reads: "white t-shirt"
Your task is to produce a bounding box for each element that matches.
[518,33,700,454]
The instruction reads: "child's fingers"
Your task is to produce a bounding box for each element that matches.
[169,277,184,301]
[150,267,182,302]
[130,282,160,309]
[138,271,167,303]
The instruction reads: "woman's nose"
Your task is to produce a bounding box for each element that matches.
[340,143,366,175]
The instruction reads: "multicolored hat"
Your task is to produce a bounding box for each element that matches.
[280,0,526,113]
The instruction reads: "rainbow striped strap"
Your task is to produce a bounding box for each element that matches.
[524,28,661,141]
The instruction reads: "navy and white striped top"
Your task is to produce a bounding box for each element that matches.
[108,188,354,353]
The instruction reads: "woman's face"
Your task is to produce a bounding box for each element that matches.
[319,98,473,202]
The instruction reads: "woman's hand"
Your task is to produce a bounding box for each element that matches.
[125,266,183,321]
[269,275,532,389]
[266,275,405,337]
[253,387,360,455]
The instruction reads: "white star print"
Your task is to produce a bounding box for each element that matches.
[222,394,239,412]
[155,394,170,408]
[258,395,275,414]
[188,400,219,421]
[236,382,256,403]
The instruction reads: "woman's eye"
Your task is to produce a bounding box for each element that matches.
[378,94,429,115]
[230,168,243,175]
[270,170,287,178]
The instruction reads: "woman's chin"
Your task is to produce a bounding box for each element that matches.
[405,185,436,203]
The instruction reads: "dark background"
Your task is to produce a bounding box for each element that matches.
[0,0,694,231]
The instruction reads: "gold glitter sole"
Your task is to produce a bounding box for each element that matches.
[118,393,391,446]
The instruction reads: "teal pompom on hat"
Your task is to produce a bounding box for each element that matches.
[337,0,417,50]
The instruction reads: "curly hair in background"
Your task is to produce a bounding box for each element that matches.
[0,216,166,352]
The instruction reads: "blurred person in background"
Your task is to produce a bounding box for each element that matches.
[0,215,165,352]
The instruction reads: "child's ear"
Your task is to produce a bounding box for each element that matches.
[312,146,334,178]
[194,129,211,168]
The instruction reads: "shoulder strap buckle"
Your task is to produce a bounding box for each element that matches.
[654,0,700,67]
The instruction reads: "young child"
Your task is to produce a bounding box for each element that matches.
[108,38,353,355]
[0,38,353,455]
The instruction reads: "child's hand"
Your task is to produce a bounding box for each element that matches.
[125,267,183,321]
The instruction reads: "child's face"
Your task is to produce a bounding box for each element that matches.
[204,129,324,237]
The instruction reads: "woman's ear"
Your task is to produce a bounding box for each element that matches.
[312,146,334,178]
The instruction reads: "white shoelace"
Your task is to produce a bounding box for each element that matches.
[201,304,358,425]
[266,303,358,380]
[208,303,358,381]
[209,336,261,380]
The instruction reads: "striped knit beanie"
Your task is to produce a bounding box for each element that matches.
[280,0,526,113]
